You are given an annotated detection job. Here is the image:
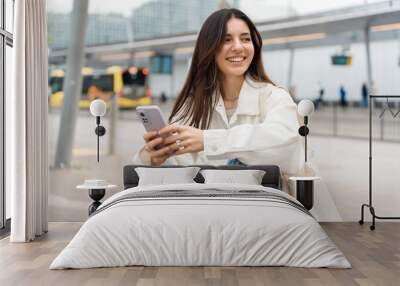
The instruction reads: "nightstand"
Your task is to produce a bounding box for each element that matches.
[289,177,320,210]
[77,180,118,215]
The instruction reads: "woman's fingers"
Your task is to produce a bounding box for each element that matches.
[173,144,189,155]
[161,128,191,146]
[147,125,202,158]
[166,139,190,156]
[159,124,183,137]
[145,137,163,151]
[151,143,179,157]
[143,131,159,142]
[163,133,182,145]
[149,145,179,166]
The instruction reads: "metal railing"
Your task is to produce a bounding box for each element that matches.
[309,99,400,142]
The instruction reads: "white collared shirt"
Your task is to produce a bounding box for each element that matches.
[133,76,304,176]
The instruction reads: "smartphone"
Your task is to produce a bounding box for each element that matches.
[137,105,167,132]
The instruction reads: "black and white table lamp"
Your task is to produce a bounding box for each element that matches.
[289,99,319,210]
[89,99,107,162]
[77,180,117,215]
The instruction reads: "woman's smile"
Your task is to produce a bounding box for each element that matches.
[226,56,247,64]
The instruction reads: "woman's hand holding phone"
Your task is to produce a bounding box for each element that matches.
[138,101,205,165]
[143,130,179,166]
[158,125,204,155]
[137,105,176,165]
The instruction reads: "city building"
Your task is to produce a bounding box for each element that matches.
[48,12,130,49]
[131,0,221,40]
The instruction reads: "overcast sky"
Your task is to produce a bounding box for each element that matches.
[47,0,382,19]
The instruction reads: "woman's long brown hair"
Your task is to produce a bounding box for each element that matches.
[169,8,274,129]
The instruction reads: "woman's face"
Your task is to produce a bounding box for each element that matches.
[215,18,255,78]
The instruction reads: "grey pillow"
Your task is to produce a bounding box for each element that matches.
[200,169,266,185]
[135,167,201,186]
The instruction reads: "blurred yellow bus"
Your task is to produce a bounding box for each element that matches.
[49,66,152,109]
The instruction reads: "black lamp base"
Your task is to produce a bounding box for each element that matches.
[88,189,105,215]
[296,180,314,210]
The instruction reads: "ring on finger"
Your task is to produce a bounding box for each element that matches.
[176,140,185,150]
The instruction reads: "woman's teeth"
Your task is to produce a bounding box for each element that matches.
[227,57,245,63]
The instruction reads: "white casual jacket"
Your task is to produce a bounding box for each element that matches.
[133,76,304,176]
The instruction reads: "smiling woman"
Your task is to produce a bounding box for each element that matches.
[133,8,304,179]
[168,8,274,130]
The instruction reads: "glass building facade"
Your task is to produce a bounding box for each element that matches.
[132,0,221,40]
[48,12,130,49]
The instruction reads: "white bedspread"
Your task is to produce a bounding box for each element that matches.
[50,183,351,269]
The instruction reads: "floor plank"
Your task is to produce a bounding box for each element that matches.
[0,222,399,286]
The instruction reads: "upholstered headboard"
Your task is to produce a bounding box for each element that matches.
[123,165,281,190]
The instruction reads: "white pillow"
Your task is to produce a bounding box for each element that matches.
[135,167,201,186]
[200,169,266,185]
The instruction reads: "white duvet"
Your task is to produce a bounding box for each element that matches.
[50,183,350,269]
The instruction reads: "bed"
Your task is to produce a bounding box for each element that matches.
[50,165,350,269]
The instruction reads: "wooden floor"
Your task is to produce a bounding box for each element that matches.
[0,222,399,286]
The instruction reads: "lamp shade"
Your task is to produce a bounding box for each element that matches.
[90,99,107,117]
[297,99,315,116]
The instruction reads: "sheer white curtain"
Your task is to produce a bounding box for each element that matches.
[8,0,48,242]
